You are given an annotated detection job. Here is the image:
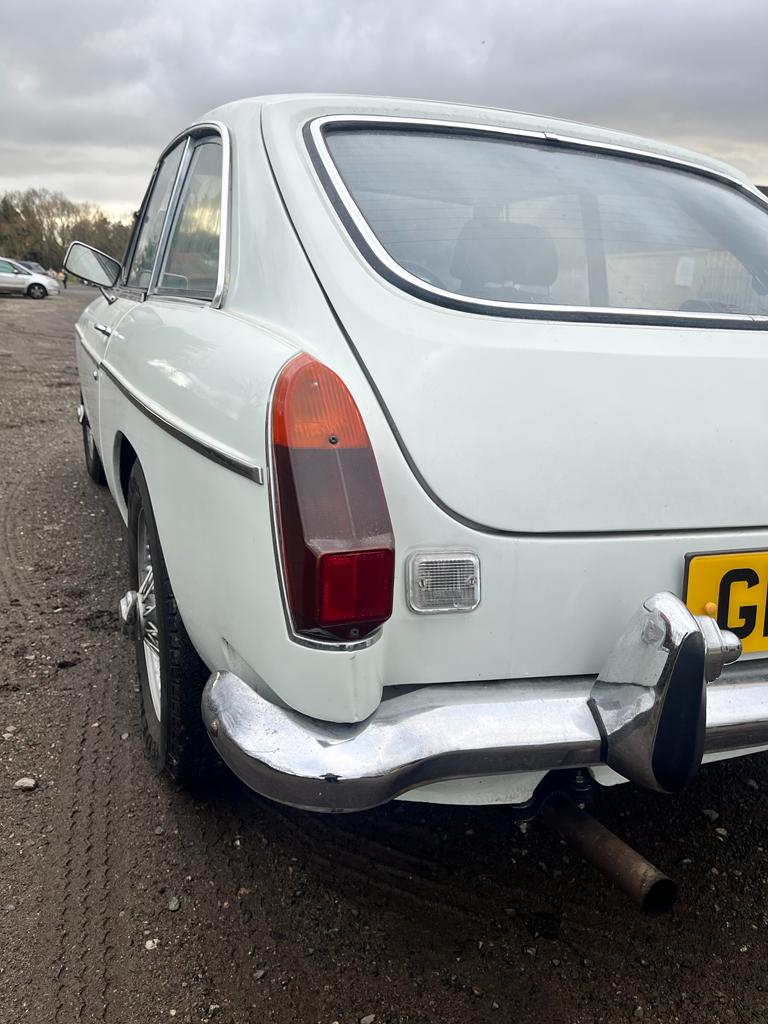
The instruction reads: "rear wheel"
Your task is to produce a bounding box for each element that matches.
[26,283,47,299]
[127,462,216,784]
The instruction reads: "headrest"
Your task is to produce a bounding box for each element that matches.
[450,215,558,289]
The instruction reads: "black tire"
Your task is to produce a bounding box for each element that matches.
[26,283,47,299]
[82,418,107,485]
[127,461,216,785]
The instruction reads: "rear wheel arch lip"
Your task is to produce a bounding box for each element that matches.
[113,431,139,521]
[114,442,181,620]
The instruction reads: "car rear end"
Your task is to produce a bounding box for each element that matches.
[204,97,768,812]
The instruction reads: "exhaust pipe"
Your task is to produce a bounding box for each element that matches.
[542,793,677,915]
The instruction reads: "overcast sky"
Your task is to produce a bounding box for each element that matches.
[2,0,767,219]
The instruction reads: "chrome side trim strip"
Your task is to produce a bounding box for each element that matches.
[306,114,768,330]
[101,362,263,484]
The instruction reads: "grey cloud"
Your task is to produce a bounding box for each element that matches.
[1,0,767,214]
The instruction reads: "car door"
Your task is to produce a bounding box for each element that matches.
[98,131,228,503]
[0,259,25,293]
[100,133,225,401]
[78,139,187,450]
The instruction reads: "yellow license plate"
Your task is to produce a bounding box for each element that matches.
[685,549,768,653]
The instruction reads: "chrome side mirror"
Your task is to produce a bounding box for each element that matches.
[589,592,741,794]
[64,241,122,303]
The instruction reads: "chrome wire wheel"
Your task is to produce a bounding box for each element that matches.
[137,508,162,720]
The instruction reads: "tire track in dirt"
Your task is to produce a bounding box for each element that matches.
[47,565,127,1024]
[0,478,32,632]
[52,705,89,1022]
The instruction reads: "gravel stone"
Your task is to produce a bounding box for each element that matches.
[13,777,37,791]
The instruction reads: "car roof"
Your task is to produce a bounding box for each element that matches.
[201,93,753,188]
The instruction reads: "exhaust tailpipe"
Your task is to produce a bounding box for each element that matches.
[542,793,677,915]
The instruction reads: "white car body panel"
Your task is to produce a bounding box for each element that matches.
[73,94,768,806]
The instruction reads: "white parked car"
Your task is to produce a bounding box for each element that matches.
[66,95,768,904]
[0,257,60,298]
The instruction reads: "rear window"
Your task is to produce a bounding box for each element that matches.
[322,127,768,317]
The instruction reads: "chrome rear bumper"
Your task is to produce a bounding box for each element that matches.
[201,593,762,812]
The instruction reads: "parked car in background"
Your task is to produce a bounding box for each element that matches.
[17,260,55,278]
[64,94,768,905]
[0,257,60,298]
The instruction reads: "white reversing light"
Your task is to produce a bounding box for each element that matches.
[406,551,481,614]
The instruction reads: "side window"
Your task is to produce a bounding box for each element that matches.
[156,141,222,300]
[125,142,184,289]
[0,260,16,273]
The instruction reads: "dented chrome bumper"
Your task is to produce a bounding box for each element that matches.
[201,593,764,812]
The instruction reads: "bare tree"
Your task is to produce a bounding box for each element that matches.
[0,189,131,268]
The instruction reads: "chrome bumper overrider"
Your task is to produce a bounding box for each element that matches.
[201,593,760,812]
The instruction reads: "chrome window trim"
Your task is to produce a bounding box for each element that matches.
[149,294,214,309]
[150,128,230,306]
[264,361,382,653]
[122,120,231,309]
[101,361,263,484]
[121,137,188,291]
[113,285,149,303]
[147,136,193,295]
[306,114,768,329]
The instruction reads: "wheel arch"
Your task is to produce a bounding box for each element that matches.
[114,432,139,520]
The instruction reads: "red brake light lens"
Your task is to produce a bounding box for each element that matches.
[271,354,395,640]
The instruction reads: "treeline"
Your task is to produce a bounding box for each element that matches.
[0,189,132,270]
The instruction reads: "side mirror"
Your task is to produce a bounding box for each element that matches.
[64,241,122,290]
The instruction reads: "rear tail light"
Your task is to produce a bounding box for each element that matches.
[271,353,395,641]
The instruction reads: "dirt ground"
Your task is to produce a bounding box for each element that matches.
[2,290,768,1024]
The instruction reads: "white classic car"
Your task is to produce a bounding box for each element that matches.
[66,94,768,906]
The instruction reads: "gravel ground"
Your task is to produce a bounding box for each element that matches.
[2,290,768,1024]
